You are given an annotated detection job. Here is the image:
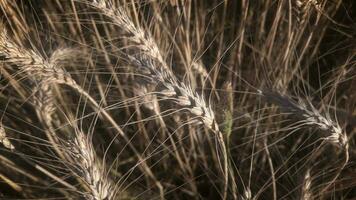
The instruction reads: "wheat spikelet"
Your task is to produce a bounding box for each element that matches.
[241,187,252,200]
[0,124,14,150]
[295,0,322,25]
[33,84,56,125]
[301,169,312,200]
[192,60,209,79]
[49,47,85,67]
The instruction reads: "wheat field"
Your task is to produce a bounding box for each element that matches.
[0,0,355,199]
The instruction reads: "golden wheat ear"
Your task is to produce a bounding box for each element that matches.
[67,126,116,200]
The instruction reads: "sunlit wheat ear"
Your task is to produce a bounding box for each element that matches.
[301,169,312,200]
[0,31,71,84]
[68,127,115,200]
[0,124,15,150]
[84,0,219,133]
[259,89,348,149]
[131,55,219,132]
[87,0,168,69]
[1,30,108,126]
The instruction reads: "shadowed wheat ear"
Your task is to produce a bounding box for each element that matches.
[259,89,349,195]
[0,124,15,150]
[259,89,348,149]
[84,0,228,198]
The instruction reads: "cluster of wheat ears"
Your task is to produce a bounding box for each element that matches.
[0,0,355,199]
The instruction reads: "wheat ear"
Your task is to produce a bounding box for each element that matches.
[84,0,217,130]
[69,127,115,200]
[259,89,349,196]
[259,89,348,148]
